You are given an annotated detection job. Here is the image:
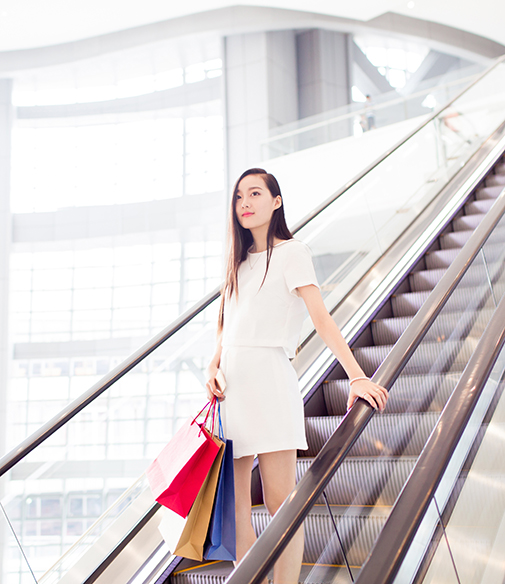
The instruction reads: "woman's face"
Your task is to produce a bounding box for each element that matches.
[235,174,281,231]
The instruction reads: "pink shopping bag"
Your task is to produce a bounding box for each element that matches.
[147,401,220,518]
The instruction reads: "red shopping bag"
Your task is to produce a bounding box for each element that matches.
[147,401,220,518]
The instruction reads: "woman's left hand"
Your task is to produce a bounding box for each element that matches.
[347,379,388,412]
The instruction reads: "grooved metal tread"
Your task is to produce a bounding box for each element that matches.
[476,185,503,199]
[251,503,390,565]
[452,213,485,231]
[371,308,494,345]
[408,262,501,292]
[391,283,504,317]
[465,199,496,214]
[296,456,417,506]
[171,562,360,584]
[486,174,505,186]
[304,412,440,457]
[351,338,475,376]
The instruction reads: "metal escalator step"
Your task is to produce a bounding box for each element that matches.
[372,308,493,346]
[370,316,412,345]
[391,291,430,316]
[486,174,505,187]
[476,185,503,199]
[439,230,473,249]
[409,268,446,291]
[296,456,417,506]
[171,562,234,584]
[466,199,495,214]
[480,242,505,263]
[172,561,359,584]
[409,263,491,292]
[351,339,470,376]
[395,285,496,321]
[251,504,390,565]
[304,412,440,458]
[424,248,460,269]
[452,213,485,231]
[324,373,459,415]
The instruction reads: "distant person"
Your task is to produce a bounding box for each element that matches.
[365,95,376,131]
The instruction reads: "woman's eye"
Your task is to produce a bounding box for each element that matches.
[252,191,260,196]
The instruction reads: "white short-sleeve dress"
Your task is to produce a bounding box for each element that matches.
[220,239,320,458]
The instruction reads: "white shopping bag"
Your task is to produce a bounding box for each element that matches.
[158,506,187,553]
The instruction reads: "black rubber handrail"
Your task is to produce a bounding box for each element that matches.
[224,177,505,583]
[2,55,504,480]
[356,273,505,584]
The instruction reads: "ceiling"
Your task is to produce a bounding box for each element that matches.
[0,0,504,53]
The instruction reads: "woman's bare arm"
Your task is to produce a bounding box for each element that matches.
[297,284,388,411]
[205,331,225,401]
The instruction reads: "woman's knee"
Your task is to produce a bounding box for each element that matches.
[263,488,290,517]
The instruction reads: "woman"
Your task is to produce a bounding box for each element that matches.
[206,168,388,583]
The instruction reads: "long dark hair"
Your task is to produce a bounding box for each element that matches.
[218,168,292,333]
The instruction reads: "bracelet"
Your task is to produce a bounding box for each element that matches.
[349,376,370,386]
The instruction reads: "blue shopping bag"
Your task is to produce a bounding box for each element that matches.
[203,405,236,561]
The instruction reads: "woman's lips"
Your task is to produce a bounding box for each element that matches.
[242,212,253,217]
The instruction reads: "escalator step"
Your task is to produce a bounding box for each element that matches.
[409,262,492,291]
[296,456,417,506]
[251,504,390,565]
[304,412,440,457]
[439,230,473,249]
[393,283,498,319]
[466,199,495,214]
[476,185,503,199]
[372,308,494,346]
[171,561,359,584]
[425,241,504,271]
[479,242,505,263]
[409,268,446,291]
[391,291,430,316]
[486,174,505,187]
[371,316,412,345]
[351,339,472,376]
[425,248,460,269]
[324,373,459,415]
[452,213,485,231]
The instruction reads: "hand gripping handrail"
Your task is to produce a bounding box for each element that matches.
[224,184,505,583]
[0,56,503,480]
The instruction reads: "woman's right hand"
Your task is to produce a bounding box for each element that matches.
[206,364,225,402]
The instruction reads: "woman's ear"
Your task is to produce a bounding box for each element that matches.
[274,195,282,209]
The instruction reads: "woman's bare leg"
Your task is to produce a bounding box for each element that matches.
[258,450,303,584]
[233,456,262,570]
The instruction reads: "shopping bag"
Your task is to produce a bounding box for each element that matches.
[157,507,187,553]
[146,400,220,518]
[174,433,225,560]
[203,432,236,561]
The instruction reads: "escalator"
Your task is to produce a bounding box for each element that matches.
[1,56,505,584]
[170,143,505,584]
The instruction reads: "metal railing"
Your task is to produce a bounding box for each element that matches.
[260,67,483,158]
[356,272,505,584]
